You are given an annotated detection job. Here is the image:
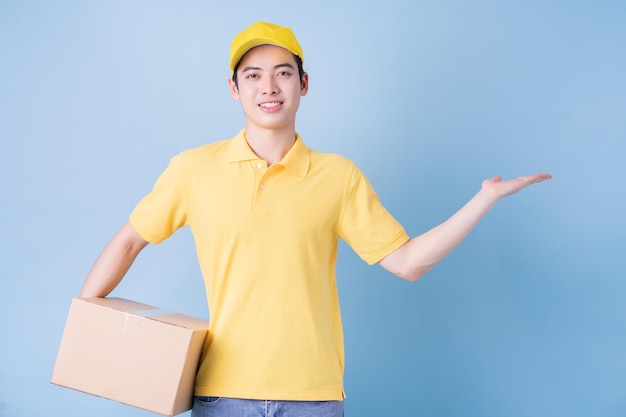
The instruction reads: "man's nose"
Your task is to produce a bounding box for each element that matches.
[262,77,279,94]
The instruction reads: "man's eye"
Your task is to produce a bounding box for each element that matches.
[246,73,259,79]
[277,71,291,77]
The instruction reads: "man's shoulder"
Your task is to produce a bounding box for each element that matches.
[308,148,355,168]
[178,138,232,161]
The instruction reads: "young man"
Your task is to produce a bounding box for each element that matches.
[79,22,551,417]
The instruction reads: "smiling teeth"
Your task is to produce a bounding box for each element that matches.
[260,102,280,108]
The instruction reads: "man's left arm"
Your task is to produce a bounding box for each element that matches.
[379,173,552,282]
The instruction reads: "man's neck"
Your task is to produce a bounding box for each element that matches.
[244,125,297,165]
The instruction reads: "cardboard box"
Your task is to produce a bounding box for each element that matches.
[51,297,209,416]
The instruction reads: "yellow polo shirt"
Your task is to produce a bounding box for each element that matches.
[129,130,409,401]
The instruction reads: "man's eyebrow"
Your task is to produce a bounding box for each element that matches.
[241,63,295,72]
[274,63,295,70]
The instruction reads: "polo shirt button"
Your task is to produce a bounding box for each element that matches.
[257,163,263,169]
[259,184,265,190]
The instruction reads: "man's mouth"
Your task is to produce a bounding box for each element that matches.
[259,101,282,109]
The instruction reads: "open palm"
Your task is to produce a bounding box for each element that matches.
[482,173,552,199]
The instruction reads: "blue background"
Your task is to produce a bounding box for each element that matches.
[1,1,625,416]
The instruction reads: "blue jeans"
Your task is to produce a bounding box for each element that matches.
[191,396,344,417]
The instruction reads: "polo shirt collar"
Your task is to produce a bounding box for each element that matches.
[226,129,310,177]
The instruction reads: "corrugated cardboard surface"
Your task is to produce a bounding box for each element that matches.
[51,297,209,416]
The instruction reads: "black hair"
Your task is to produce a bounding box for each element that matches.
[232,53,304,89]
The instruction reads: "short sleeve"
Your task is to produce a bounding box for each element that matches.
[338,165,409,265]
[128,154,188,244]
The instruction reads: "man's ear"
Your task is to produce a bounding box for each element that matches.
[228,77,240,100]
[300,72,309,97]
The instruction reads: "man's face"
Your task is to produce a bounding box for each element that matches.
[228,44,308,132]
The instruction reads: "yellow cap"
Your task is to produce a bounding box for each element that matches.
[230,22,304,72]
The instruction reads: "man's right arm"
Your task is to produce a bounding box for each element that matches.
[79,220,149,298]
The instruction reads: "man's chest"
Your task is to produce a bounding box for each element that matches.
[186,164,345,240]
